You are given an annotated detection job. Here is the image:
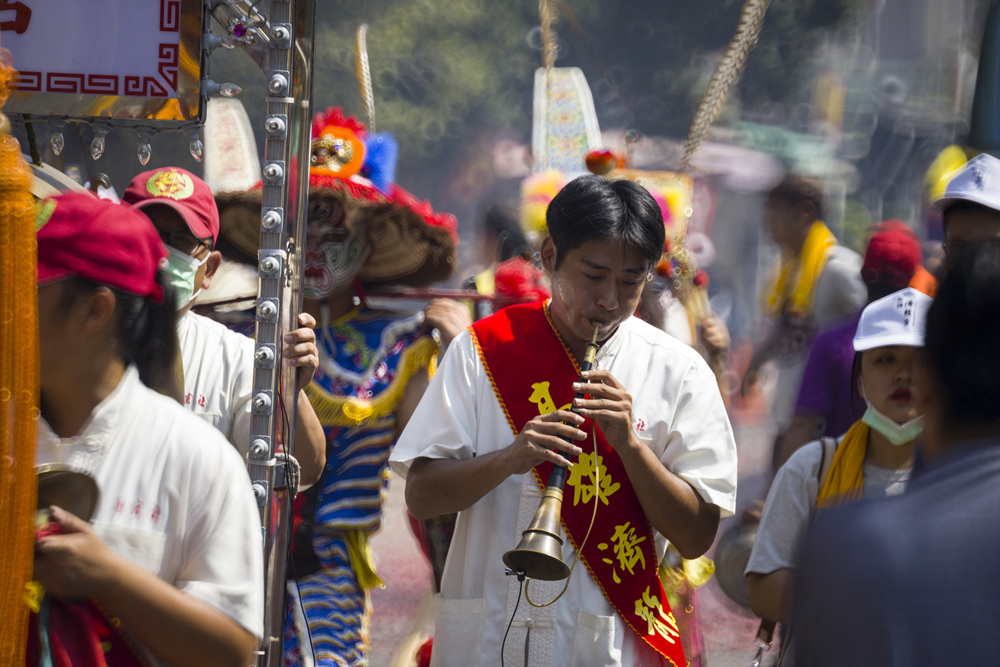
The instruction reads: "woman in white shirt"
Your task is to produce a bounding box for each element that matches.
[745,287,932,664]
[32,192,263,667]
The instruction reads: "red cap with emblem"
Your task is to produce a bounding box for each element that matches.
[122,167,220,246]
[36,192,167,303]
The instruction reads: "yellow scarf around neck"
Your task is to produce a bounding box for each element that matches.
[763,220,837,319]
[816,420,870,508]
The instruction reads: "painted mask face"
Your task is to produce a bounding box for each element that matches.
[303,199,369,299]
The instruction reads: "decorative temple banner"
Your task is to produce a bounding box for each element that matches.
[2,0,203,121]
[531,67,602,176]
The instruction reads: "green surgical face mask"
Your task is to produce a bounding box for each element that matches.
[860,381,924,446]
[164,245,207,310]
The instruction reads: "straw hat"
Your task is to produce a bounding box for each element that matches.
[215,108,457,288]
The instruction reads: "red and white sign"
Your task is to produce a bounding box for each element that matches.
[1,0,202,121]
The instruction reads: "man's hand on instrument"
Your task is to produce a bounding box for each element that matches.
[573,369,640,453]
[285,312,319,393]
[34,505,120,600]
[503,410,586,475]
[423,298,472,349]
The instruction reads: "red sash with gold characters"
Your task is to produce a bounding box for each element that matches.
[470,301,685,666]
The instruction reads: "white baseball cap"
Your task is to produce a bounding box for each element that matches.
[853,287,933,351]
[933,153,1000,212]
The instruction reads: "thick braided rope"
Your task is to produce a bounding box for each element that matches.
[354,24,376,134]
[679,0,771,172]
[539,0,559,72]
[0,48,39,666]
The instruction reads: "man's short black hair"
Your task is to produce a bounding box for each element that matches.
[924,238,1000,429]
[767,175,825,221]
[545,175,665,269]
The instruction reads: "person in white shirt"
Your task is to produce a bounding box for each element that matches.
[745,287,931,665]
[122,167,325,484]
[32,192,263,666]
[390,175,738,667]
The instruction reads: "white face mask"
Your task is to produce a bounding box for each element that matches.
[164,245,208,310]
[860,380,924,446]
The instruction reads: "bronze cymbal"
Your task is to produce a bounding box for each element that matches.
[35,463,99,523]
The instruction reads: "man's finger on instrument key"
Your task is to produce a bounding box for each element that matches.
[529,420,587,443]
[573,391,625,409]
[524,427,583,452]
[533,442,575,467]
[573,379,626,397]
[544,409,585,426]
[550,453,573,468]
[579,369,623,389]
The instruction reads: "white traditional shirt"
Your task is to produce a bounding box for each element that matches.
[390,313,737,667]
[177,310,255,457]
[35,366,264,664]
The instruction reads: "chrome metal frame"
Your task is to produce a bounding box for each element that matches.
[238,1,317,665]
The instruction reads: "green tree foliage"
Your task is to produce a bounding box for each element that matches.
[211,0,865,200]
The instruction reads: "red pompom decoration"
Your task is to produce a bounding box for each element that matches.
[311,107,366,140]
[585,149,624,176]
[693,270,709,288]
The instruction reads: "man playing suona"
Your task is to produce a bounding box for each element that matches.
[390,175,738,666]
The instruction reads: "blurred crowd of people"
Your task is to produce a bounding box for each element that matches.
[17,80,1000,666]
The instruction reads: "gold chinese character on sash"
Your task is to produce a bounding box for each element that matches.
[598,521,647,584]
[634,586,680,643]
[566,451,620,506]
[528,381,571,415]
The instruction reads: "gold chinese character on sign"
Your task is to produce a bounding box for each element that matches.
[634,586,680,643]
[566,450,620,507]
[529,381,570,415]
[598,521,646,584]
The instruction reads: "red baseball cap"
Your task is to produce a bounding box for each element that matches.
[36,192,167,303]
[861,219,921,290]
[122,167,220,246]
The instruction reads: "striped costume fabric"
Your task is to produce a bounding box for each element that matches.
[285,308,436,666]
[285,535,370,667]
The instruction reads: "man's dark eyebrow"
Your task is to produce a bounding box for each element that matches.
[580,258,645,274]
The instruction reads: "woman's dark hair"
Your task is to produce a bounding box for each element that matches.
[767,175,825,221]
[59,271,181,401]
[923,238,1000,430]
[546,175,665,269]
[849,351,864,416]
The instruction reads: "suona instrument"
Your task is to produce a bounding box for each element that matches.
[502,322,601,581]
